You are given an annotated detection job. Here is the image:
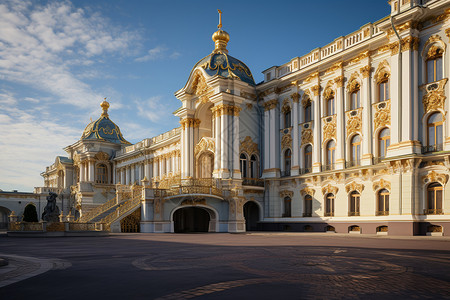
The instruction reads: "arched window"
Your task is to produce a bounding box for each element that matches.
[350,135,361,166]
[378,79,389,102]
[284,109,291,129]
[304,145,312,173]
[378,128,390,158]
[349,191,360,216]
[350,85,361,110]
[283,197,292,217]
[96,164,108,184]
[427,112,443,152]
[325,193,335,217]
[304,102,312,123]
[376,189,389,216]
[327,97,335,116]
[426,183,443,215]
[240,153,248,178]
[426,47,443,83]
[304,195,312,217]
[284,149,291,176]
[250,155,258,178]
[326,140,336,170]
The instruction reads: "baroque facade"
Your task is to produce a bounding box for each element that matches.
[2,0,450,235]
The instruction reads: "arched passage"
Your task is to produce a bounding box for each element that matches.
[243,201,259,231]
[0,206,11,229]
[173,207,211,233]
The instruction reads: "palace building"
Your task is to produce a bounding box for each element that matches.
[2,0,450,235]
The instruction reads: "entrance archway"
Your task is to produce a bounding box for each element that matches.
[173,207,211,233]
[0,206,11,230]
[243,201,260,231]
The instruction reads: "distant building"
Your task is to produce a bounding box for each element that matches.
[2,0,450,235]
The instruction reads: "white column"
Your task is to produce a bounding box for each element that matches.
[232,111,241,179]
[269,105,278,171]
[79,162,85,182]
[153,159,158,179]
[361,67,372,166]
[263,109,270,175]
[312,86,321,172]
[292,96,300,175]
[130,164,135,184]
[121,168,125,184]
[88,160,95,182]
[214,112,221,177]
[335,79,345,170]
[220,111,229,178]
[189,125,194,176]
[389,51,401,151]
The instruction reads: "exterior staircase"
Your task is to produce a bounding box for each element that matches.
[78,184,143,231]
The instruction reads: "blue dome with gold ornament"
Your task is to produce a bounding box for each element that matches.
[81,99,130,145]
[189,12,255,86]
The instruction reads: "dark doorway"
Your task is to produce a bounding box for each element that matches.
[120,208,141,233]
[244,201,259,231]
[173,207,210,233]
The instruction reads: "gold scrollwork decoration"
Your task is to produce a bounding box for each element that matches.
[301,128,313,146]
[240,136,259,156]
[422,171,449,186]
[373,100,391,131]
[322,184,338,196]
[345,181,364,194]
[422,79,448,114]
[279,190,294,198]
[263,99,278,111]
[346,108,362,138]
[373,179,391,191]
[300,187,315,197]
[322,115,336,144]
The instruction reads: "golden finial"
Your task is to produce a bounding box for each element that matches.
[212,9,229,54]
[217,9,222,29]
[100,97,109,117]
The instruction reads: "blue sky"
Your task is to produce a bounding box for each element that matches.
[0,0,389,192]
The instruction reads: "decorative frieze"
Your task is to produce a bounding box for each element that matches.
[422,171,449,186]
[322,115,336,144]
[422,78,448,114]
[345,181,364,194]
[346,107,363,138]
[300,187,315,196]
[322,184,338,195]
[372,179,391,191]
[373,100,391,131]
[304,72,319,83]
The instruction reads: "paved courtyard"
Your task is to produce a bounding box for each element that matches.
[0,232,450,299]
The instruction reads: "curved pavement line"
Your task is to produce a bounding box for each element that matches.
[0,254,71,288]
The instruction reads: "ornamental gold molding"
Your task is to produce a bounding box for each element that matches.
[73,153,80,165]
[240,136,259,155]
[434,8,450,24]
[275,84,292,94]
[348,50,369,65]
[322,115,336,144]
[422,78,448,114]
[300,187,315,196]
[281,98,291,114]
[375,60,391,84]
[192,72,212,104]
[304,72,319,83]
[390,42,399,55]
[211,104,241,117]
[422,171,449,186]
[345,181,364,194]
[180,118,201,129]
[301,90,312,107]
[322,184,338,196]
[360,65,371,79]
[401,36,420,52]
[373,100,391,131]
[291,93,300,103]
[323,81,335,100]
[240,91,256,100]
[325,61,343,74]
[422,35,446,58]
[346,107,362,138]
[372,179,391,191]
[311,85,321,97]
[280,190,294,198]
[263,99,278,111]
[281,132,292,150]
[346,72,360,93]
[258,88,275,98]
[95,151,109,161]
[301,128,313,146]
[334,75,344,88]
[386,21,420,37]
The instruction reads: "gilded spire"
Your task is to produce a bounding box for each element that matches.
[212,9,230,54]
[101,98,109,117]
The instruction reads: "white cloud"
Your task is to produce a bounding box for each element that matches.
[0,1,139,109]
[135,95,167,122]
[135,45,180,62]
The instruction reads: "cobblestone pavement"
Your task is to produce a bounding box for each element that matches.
[0,233,449,299]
